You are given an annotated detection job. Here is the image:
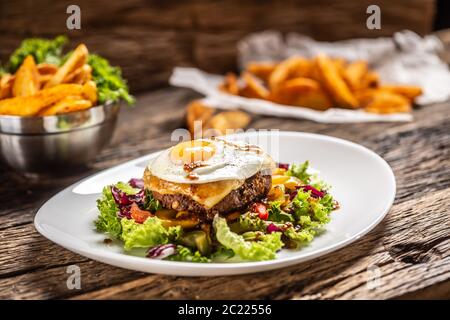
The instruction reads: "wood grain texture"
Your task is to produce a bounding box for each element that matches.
[0,0,436,90]
[0,86,449,300]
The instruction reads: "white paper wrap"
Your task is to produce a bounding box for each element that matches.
[170,30,450,123]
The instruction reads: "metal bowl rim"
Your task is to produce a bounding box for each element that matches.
[0,101,121,135]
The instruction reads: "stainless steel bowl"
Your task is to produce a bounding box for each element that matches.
[0,102,121,174]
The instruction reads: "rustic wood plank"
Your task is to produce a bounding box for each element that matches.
[0,0,436,90]
[0,87,448,299]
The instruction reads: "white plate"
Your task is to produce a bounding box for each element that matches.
[34,131,396,276]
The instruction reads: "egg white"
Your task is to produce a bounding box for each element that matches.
[148,139,275,184]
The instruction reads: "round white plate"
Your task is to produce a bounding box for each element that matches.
[35,131,396,276]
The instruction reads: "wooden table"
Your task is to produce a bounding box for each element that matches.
[0,88,449,299]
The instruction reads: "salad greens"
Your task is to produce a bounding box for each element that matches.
[88,54,135,105]
[2,35,68,73]
[94,161,338,263]
[0,35,134,105]
[121,217,181,251]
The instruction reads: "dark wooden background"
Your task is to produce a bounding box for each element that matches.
[0,0,436,92]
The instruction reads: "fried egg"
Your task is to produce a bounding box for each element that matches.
[148,138,275,184]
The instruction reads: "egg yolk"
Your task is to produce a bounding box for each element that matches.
[170,140,216,164]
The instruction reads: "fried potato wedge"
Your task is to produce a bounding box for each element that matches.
[246,62,277,83]
[12,55,40,97]
[81,80,97,104]
[279,77,320,93]
[363,91,411,114]
[314,54,358,108]
[63,64,92,85]
[344,60,368,90]
[361,71,379,89]
[0,74,15,99]
[44,44,88,88]
[379,85,422,101]
[218,72,240,95]
[38,95,93,116]
[269,81,333,110]
[186,100,215,137]
[0,84,85,116]
[206,110,251,135]
[37,63,58,75]
[216,53,420,114]
[293,88,333,110]
[269,56,310,90]
[240,72,269,99]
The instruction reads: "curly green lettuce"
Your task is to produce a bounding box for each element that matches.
[144,189,162,212]
[213,215,283,261]
[292,189,333,224]
[286,161,311,183]
[268,201,294,223]
[95,186,122,239]
[88,54,135,105]
[121,217,181,251]
[114,181,140,195]
[3,35,68,73]
[230,212,267,233]
[166,245,210,263]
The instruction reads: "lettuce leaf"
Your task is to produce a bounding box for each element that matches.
[292,189,333,224]
[286,161,311,183]
[121,217,181,251]
[143,189,162,212]
[230,212,266,233]
[213,215,283,261]
[115,181,140,195]
[284,226,315,244]
[4,35,67,73]
[166,245,210,263]
[88,54,135,105]
[268,201,294,223]
[95,186,122,239]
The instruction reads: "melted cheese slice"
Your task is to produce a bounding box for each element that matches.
[144,168,243,208]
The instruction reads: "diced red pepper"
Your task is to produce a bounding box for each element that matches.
[252,202,269,220]
[130,203,153,224]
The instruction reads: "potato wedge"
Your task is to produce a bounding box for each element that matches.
[293,88,334,110]
[44,44,88,88]
[0,74,15,99]
[361,71,379,89]
[269,56,310,90]
[206,110,251,135]
[12,55,40,97]
[218,72,240,95]
[0,84,85,116]
[344,60,368,90]
[379,85,422,101]
[63,64,92,84]
[240,72,269,100]
[81,80,97,104]
[186,100,215,137]
[246,62,277,83]
[37,63,58,75]
[38,95,93,116]
[279,77,320,93]
[269,77,333,110]
[314,54,359,108]
[364,91,411,114]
